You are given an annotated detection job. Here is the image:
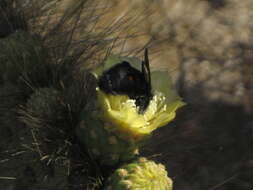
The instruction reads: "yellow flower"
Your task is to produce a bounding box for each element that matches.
[97,86,185,140]
[93,55,185,140]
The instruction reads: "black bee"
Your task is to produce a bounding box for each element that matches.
[98,49,152,113]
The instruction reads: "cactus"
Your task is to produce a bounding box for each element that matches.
[0,31,52,93]
[0,1,184,189]
[77,109,140,166]
[0,0,27,38]
[0,83,23,110]
[22,87,64,128]
[104,157,173,190]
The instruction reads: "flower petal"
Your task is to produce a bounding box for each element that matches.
[151,70,180,104]
[96,88,185,140]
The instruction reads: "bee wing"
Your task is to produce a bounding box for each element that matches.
[142,48,151,91]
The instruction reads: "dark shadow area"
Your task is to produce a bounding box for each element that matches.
[144,86,253,190]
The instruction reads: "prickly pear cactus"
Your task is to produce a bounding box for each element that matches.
[104,157,173,190]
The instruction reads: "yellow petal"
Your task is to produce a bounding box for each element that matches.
[96,88,185,140]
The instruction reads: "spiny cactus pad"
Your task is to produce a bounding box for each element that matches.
[104,157,173,190]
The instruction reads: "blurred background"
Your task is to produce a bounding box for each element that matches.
[1,0,253,189]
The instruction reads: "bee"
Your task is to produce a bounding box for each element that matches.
[98,49,152,113]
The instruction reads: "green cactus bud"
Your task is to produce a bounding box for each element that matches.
[20,87,64,129]
[104,157,173,190]
[76,109,140,166]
